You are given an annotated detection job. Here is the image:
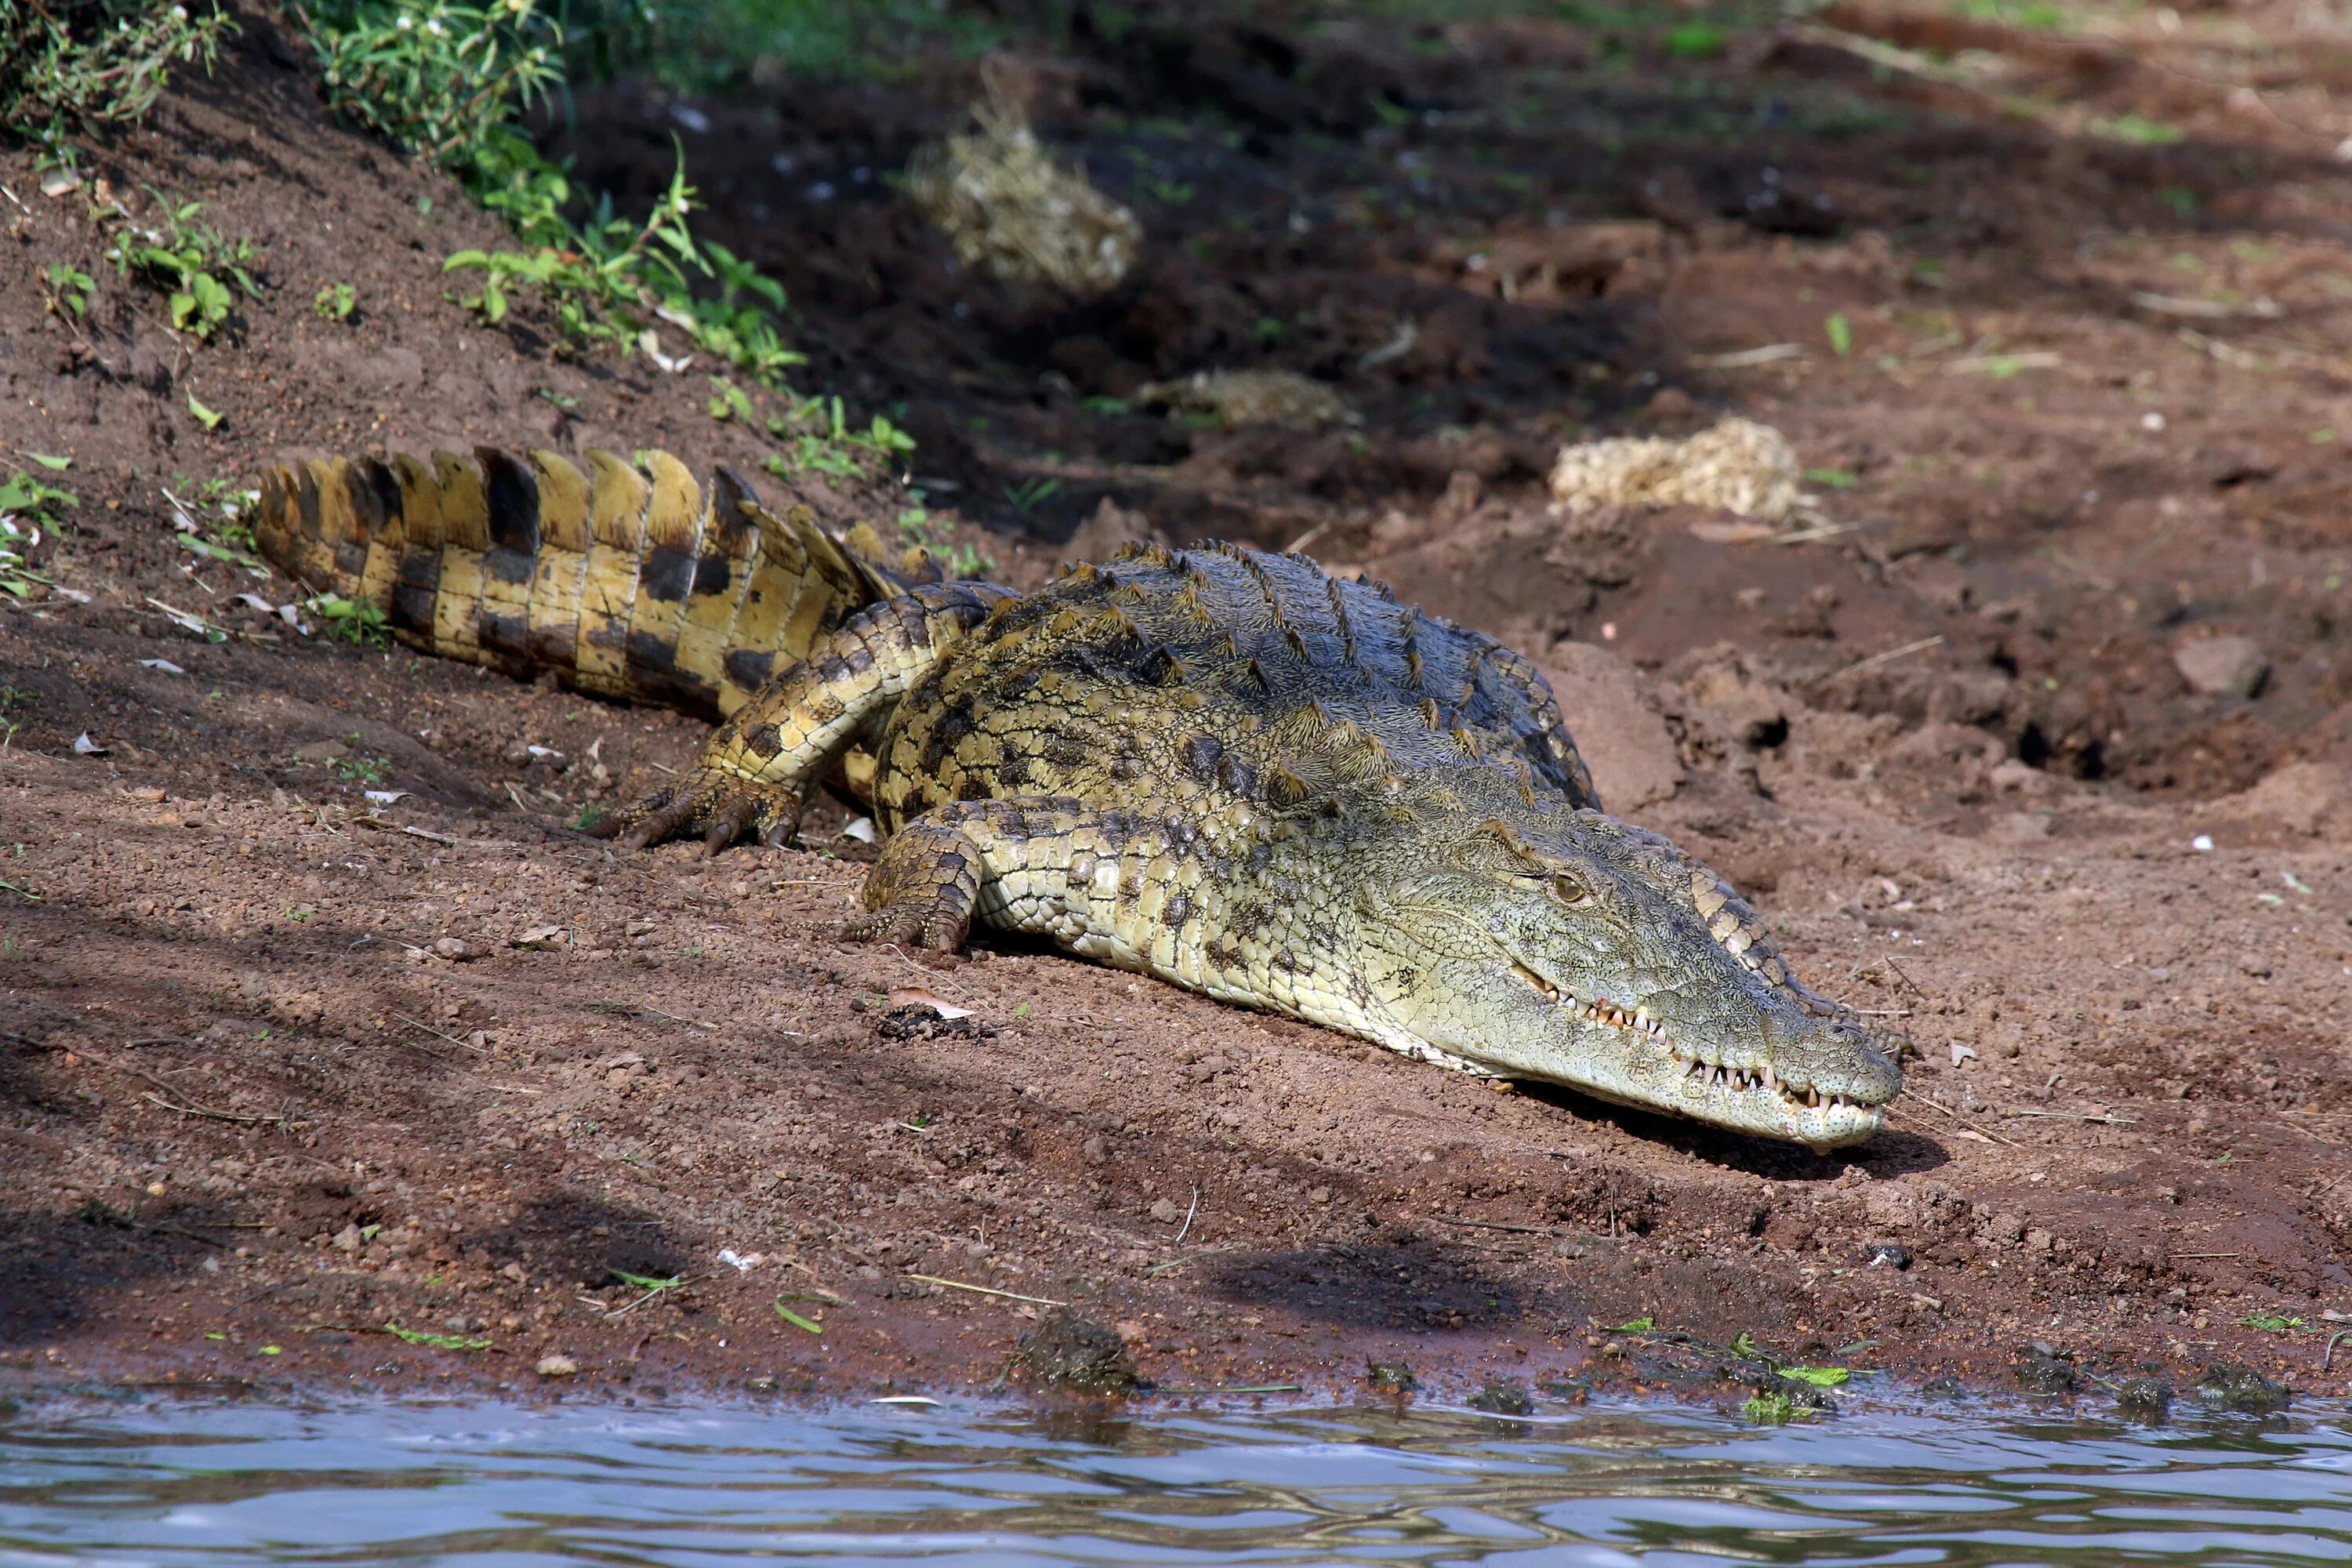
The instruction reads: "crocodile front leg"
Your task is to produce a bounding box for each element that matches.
[844,795,1094,952]
[590,583,1010,853]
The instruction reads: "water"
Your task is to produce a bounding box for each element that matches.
[4,1392,2350,1566]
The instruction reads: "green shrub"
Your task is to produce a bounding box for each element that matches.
[306,0,561,165]
[102,193,263,341]
[303,0,804,387]
[0,1,237,153]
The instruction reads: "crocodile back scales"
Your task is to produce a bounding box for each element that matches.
[256,448,935,717]
[871,541,1602,829]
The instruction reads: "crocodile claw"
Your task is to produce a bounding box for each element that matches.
[586,769,803,855]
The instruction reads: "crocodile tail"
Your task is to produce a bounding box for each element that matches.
[255,447,943,717]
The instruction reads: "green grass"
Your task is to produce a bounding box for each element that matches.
[101,194,262,342]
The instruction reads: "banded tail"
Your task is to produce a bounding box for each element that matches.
[256,447,941,717]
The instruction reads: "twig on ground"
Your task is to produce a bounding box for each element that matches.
[394,1011,486,1053]
[1897,1090,2024,1148]
[2005,1108,2140,1125]
[902,1273,1067,1307]
[140,1091,293,1130]
[1820,635,1945,684]
[1174,1184,1200,1246]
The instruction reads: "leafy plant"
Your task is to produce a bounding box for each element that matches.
[314,281,358,321]
[706,376,756,423]
[101,194,262,341]
[308,592,392,647]
[304,1,807,388]
[1002,475,1062,520]
[0,1,236,155]
[0,469,78,599]
[42,263,94,319]
[306,0,562,165]
[895,503,992,580]
[760,395,914,481]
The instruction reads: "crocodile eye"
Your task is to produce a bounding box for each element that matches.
[1548,874,1589,907]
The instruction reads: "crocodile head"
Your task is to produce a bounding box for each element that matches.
[1355,770,1902,1149]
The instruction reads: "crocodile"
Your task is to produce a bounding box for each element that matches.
[259,447,1903,1149]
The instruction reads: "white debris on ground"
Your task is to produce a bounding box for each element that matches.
[1137,368,1354,429]
[1548,416,1805,523]
[906,99,1140,295]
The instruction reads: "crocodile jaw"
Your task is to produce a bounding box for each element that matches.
[1357,782,1902,1151]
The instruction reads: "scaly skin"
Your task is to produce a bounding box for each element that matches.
[259,449,1901,1147]
[256,446,931,717]
[598,539,1904,1149]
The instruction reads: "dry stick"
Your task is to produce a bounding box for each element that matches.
[393,1011,487,1054]
[1174,1185,1200,1247]
[902,1273,1067,1308]
[1820,635,1946,684]
[1899,1090,2024,1148]
[2324,1329,2352,1374]
[140,1091,289,1129]
[2005,1108,2139,1124]
[1438,1216,1569,1236]
[2169,1252,2241,1260]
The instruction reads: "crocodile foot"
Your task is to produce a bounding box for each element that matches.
[584,769,803,855]
[840,902,973,953]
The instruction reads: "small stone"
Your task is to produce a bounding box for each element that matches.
[1860,1240,1912,1269]
[2114,1374,2172,1418]
[535,1353,580,1378]
[1013,1307,1140,1392]
[1149,1198,1181,1224]
[1468,1377,1534,1415]
[1081,1135,1107,1163]
[433,935,487,961]
[1308,1185,1332,1204]
[292,739,352,764]
[2013,1346,2078,1396]
[1366,1359,1417,1392]
[2173,634,2267,699]
[2197,1361,2291,1414]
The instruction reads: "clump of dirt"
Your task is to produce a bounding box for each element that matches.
[2,2,2349,1412]
[1012,1306,1142,1393]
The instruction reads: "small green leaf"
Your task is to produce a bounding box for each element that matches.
[774,1301,823,1334]
[260,1345,282,1356]
[1804,467,1860,490]
[1610,1316,1657,1334]
[383,1322,492,1351]
[186,390,223,430]
[24,454,71,471]
[1825,314,1853,356]
[1784,1365,1849,1388]
[613,1270,683,1292]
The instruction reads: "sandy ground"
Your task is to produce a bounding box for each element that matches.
[1,2,2347,1410]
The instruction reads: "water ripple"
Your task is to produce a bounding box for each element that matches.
[0,1395,2347,1566]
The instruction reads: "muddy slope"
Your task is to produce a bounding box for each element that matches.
[2,5,2347,1408]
